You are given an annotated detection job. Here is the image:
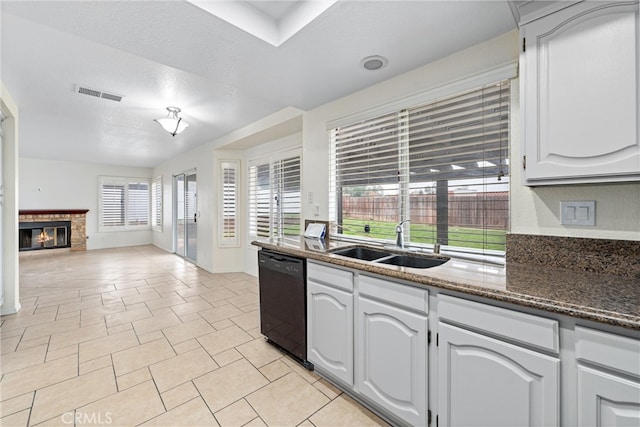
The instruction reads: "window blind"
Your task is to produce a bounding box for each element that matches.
[99,176,151,232]
[127,182,149,226]
[330,80,510,254]
[248,153,301,239]
[273,156,301,237]
[151,176,162,230]
[248,162,271,238]
[220,161,239,246]
[101,183,125,227]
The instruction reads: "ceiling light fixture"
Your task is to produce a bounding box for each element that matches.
[360,55,388,71]
[154,106,189,137]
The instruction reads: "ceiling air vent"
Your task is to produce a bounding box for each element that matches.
[75,84,124,102]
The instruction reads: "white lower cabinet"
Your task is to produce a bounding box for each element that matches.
[357,296,428,426]
[438,323,560,427]
[576,326,640,426]
[437,294,560,427]
[305,261,639,427]
[307,262,354,386]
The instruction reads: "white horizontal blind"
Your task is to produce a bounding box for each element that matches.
[272,156,301,237]
[220,161,239,246]
[330,80,510,254]
[332,111,401,240]
[99,176,151,232]
[151,176,162,230]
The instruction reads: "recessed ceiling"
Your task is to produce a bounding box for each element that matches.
[0,1,516,168]
[186,0,338,47]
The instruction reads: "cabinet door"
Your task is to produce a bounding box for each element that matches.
[357,297,427,426]
[522,1,640,184]
[438,322,559,427]
[307,280,354,386]
[578,365,640,426]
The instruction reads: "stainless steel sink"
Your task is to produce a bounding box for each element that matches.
[330,246,449,269]
[330,246,392,261]
[377,254,448,269]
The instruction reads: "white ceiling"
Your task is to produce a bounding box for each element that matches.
[0,1,516,168]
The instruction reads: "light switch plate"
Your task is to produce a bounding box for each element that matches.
[560,201,596,226]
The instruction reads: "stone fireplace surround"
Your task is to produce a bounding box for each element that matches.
[18,209,89,252]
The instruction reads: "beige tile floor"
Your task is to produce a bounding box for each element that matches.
[1,246,388,427]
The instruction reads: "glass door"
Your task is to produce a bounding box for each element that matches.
[173,171,197,262]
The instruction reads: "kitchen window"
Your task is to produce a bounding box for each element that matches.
[99,176,150,232]
[248,151,302,240]
[329,80,510,255]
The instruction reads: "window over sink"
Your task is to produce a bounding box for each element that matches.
[329,80,511,256]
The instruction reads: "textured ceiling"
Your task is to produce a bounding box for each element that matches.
[0,1,516,168]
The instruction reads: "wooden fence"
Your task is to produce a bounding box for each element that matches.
[341,193,509,229]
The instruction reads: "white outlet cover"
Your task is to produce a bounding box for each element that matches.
[560,201,596,226]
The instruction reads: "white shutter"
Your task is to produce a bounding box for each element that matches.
[99,176,151,232]
[273,155,301,237]
[100,182,125,228]
[248,151,302,240]
[151,176,162,230]
[220,161,239,246]
[127,181,149,226]
[248,162,271,238]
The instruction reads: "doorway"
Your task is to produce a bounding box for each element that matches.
[174,171,197,263]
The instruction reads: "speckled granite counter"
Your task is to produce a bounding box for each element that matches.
[252,237,640,330]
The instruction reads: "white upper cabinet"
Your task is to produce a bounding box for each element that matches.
[521,1,640,185]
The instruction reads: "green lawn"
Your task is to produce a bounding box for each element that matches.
[340,218,506,251]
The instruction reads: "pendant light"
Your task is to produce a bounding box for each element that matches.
[154,106,189,136]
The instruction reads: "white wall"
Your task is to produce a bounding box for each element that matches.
[19,158,153,250]
[1,80,21,315]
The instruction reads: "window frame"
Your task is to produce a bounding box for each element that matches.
[329,70,515,259]
[248,149,302,241]
[98,176,151,232]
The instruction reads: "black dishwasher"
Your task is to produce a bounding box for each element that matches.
[258,249,312,369]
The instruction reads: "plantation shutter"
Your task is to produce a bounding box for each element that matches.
[99,176,151,231]
[248,162,271,238]
[127,182,150,226]
[151,176,162,230]
[220,161,239,246]
[101,183,125,227]
[272,155,301,237]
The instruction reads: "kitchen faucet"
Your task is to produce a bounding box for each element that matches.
[395,220,409,249]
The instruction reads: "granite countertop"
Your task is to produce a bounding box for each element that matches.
[252,237,640,330]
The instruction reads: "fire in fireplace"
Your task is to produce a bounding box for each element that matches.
[19,221,72,251]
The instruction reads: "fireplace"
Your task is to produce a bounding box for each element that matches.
[18,209,89,252]
[19,221,72,251]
